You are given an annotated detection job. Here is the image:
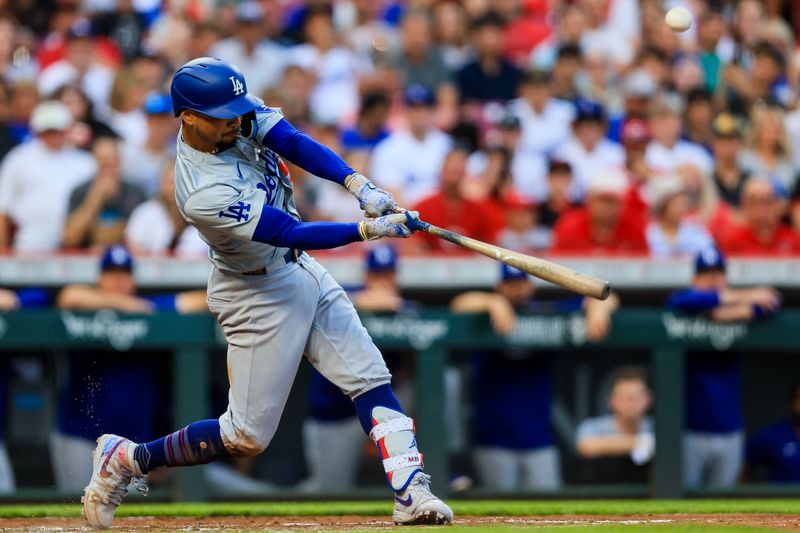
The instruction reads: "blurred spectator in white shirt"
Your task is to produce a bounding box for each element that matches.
[553,98,624,201]
[645,92,713,177]
[120,93,178,197]
[509,69,574,158]
[125,163,207,256]
[0,101,96,251]
[579,0,640,70]
[369,84,452,206]
[289,6,372,125]
[646,174,714,258]
[209,1,287,99]
[104,65,149,146]
[37,19,114,115]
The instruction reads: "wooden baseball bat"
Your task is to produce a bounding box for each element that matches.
[409,217,611,300]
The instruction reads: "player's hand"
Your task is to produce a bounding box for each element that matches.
[585,307,612,342]
[345,173,397,217]
[359,211,419,240]
[746,287,782,313]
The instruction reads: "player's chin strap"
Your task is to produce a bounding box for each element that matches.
[369,416,424,477]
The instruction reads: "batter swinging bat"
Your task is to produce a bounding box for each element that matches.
[406,215,611,300]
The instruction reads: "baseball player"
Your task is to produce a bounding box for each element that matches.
[81,58,452,528]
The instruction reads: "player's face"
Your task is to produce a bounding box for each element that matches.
[183,110,242,148]
[609,379,652,421]
[98,270,136,296]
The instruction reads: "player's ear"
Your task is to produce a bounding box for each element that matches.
[180,110,193,126]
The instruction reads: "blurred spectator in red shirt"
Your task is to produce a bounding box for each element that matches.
[412,146,501,252]
[620,118,653,225]
[551,167,647,254]
[719,178,800,255]
[497,0,550,65]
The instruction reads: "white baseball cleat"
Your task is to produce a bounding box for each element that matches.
[82,434,148,529]
[392,472,454,525]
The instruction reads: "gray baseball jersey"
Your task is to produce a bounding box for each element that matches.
[175,106,299,274]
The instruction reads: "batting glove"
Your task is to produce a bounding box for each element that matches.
[345,173,397,217]
[359,211,420,241]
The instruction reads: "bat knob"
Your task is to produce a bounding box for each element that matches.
[404,211,426,232]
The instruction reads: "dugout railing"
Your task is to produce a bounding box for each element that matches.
[0,309,798,501]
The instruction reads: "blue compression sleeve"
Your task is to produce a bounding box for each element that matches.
[262,119,354,185]
[253,204,361,249]
[667,289,721,313]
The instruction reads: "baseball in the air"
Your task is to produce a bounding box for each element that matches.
[665,7,693,32]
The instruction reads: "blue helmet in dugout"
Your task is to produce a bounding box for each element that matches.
[170,57,263,119]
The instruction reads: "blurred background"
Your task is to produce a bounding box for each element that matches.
[0,0,799,501]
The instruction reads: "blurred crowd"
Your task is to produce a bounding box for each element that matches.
[1,0,800,256]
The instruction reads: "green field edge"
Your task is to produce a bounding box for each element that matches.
[3,500,800,519]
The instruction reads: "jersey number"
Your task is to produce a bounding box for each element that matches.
[219,201,251,222]
[229,76,244,96]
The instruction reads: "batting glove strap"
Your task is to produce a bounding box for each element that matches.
[382,452,424,473]
[369,416,415,442]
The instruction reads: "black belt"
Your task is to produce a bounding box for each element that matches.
[242,249,302,276]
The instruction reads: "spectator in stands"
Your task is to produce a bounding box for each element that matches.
[682,88,714,153]
[719,177,800,255]
[620,118,653,224]
[289,6,372,125]
[529,3,587,70]
[63,137,145,249]
[510,69,573,165]
[120,93,178,197]
[668,247,781,488]
[104,65,149,146]
[370,84,452,206]
[575,367,654,483]
[54,84,118,150]
[125,162,206,256]
[645,93,713,177]
[92,0,147,63]
[344,0,400,65]
[490,112,548,203]
[553,99,624,201]
[209,1,286,99]
[339,91,391,151]
[456,11,522,104]
[0,100,96,252]
[552,167,647,254]
[538,159,576,233]
[52,245,207,490]
[744,379,800,483]
[740,103,795,197]
[431,1,470,71]
[412,146,502,251]
[607,69,657,144]
[711,112,750,207]
[724,41,789,113]
[451,263,619,491]
[36,19,114,113]
[646,175,714,258]
[391,9,453,94]
[549,45,582,101]
[0,82,17,160]
[697,9,726,94]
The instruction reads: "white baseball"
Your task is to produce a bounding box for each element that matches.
[665,7,692,32]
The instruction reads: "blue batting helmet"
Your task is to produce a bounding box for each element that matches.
[170,57,263,119]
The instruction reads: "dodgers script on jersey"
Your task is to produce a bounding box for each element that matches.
[174,105,298,273]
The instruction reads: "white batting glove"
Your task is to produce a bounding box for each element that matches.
[345,173,397,217]
[358,211,420,240]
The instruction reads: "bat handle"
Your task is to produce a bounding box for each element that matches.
[405,211,430,232]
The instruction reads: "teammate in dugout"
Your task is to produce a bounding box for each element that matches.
[81,58,453,528]
[667,247,782,488]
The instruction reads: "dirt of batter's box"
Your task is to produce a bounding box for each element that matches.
[1,513,800,531]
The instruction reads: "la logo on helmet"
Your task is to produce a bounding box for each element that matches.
[229,76,244,96]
